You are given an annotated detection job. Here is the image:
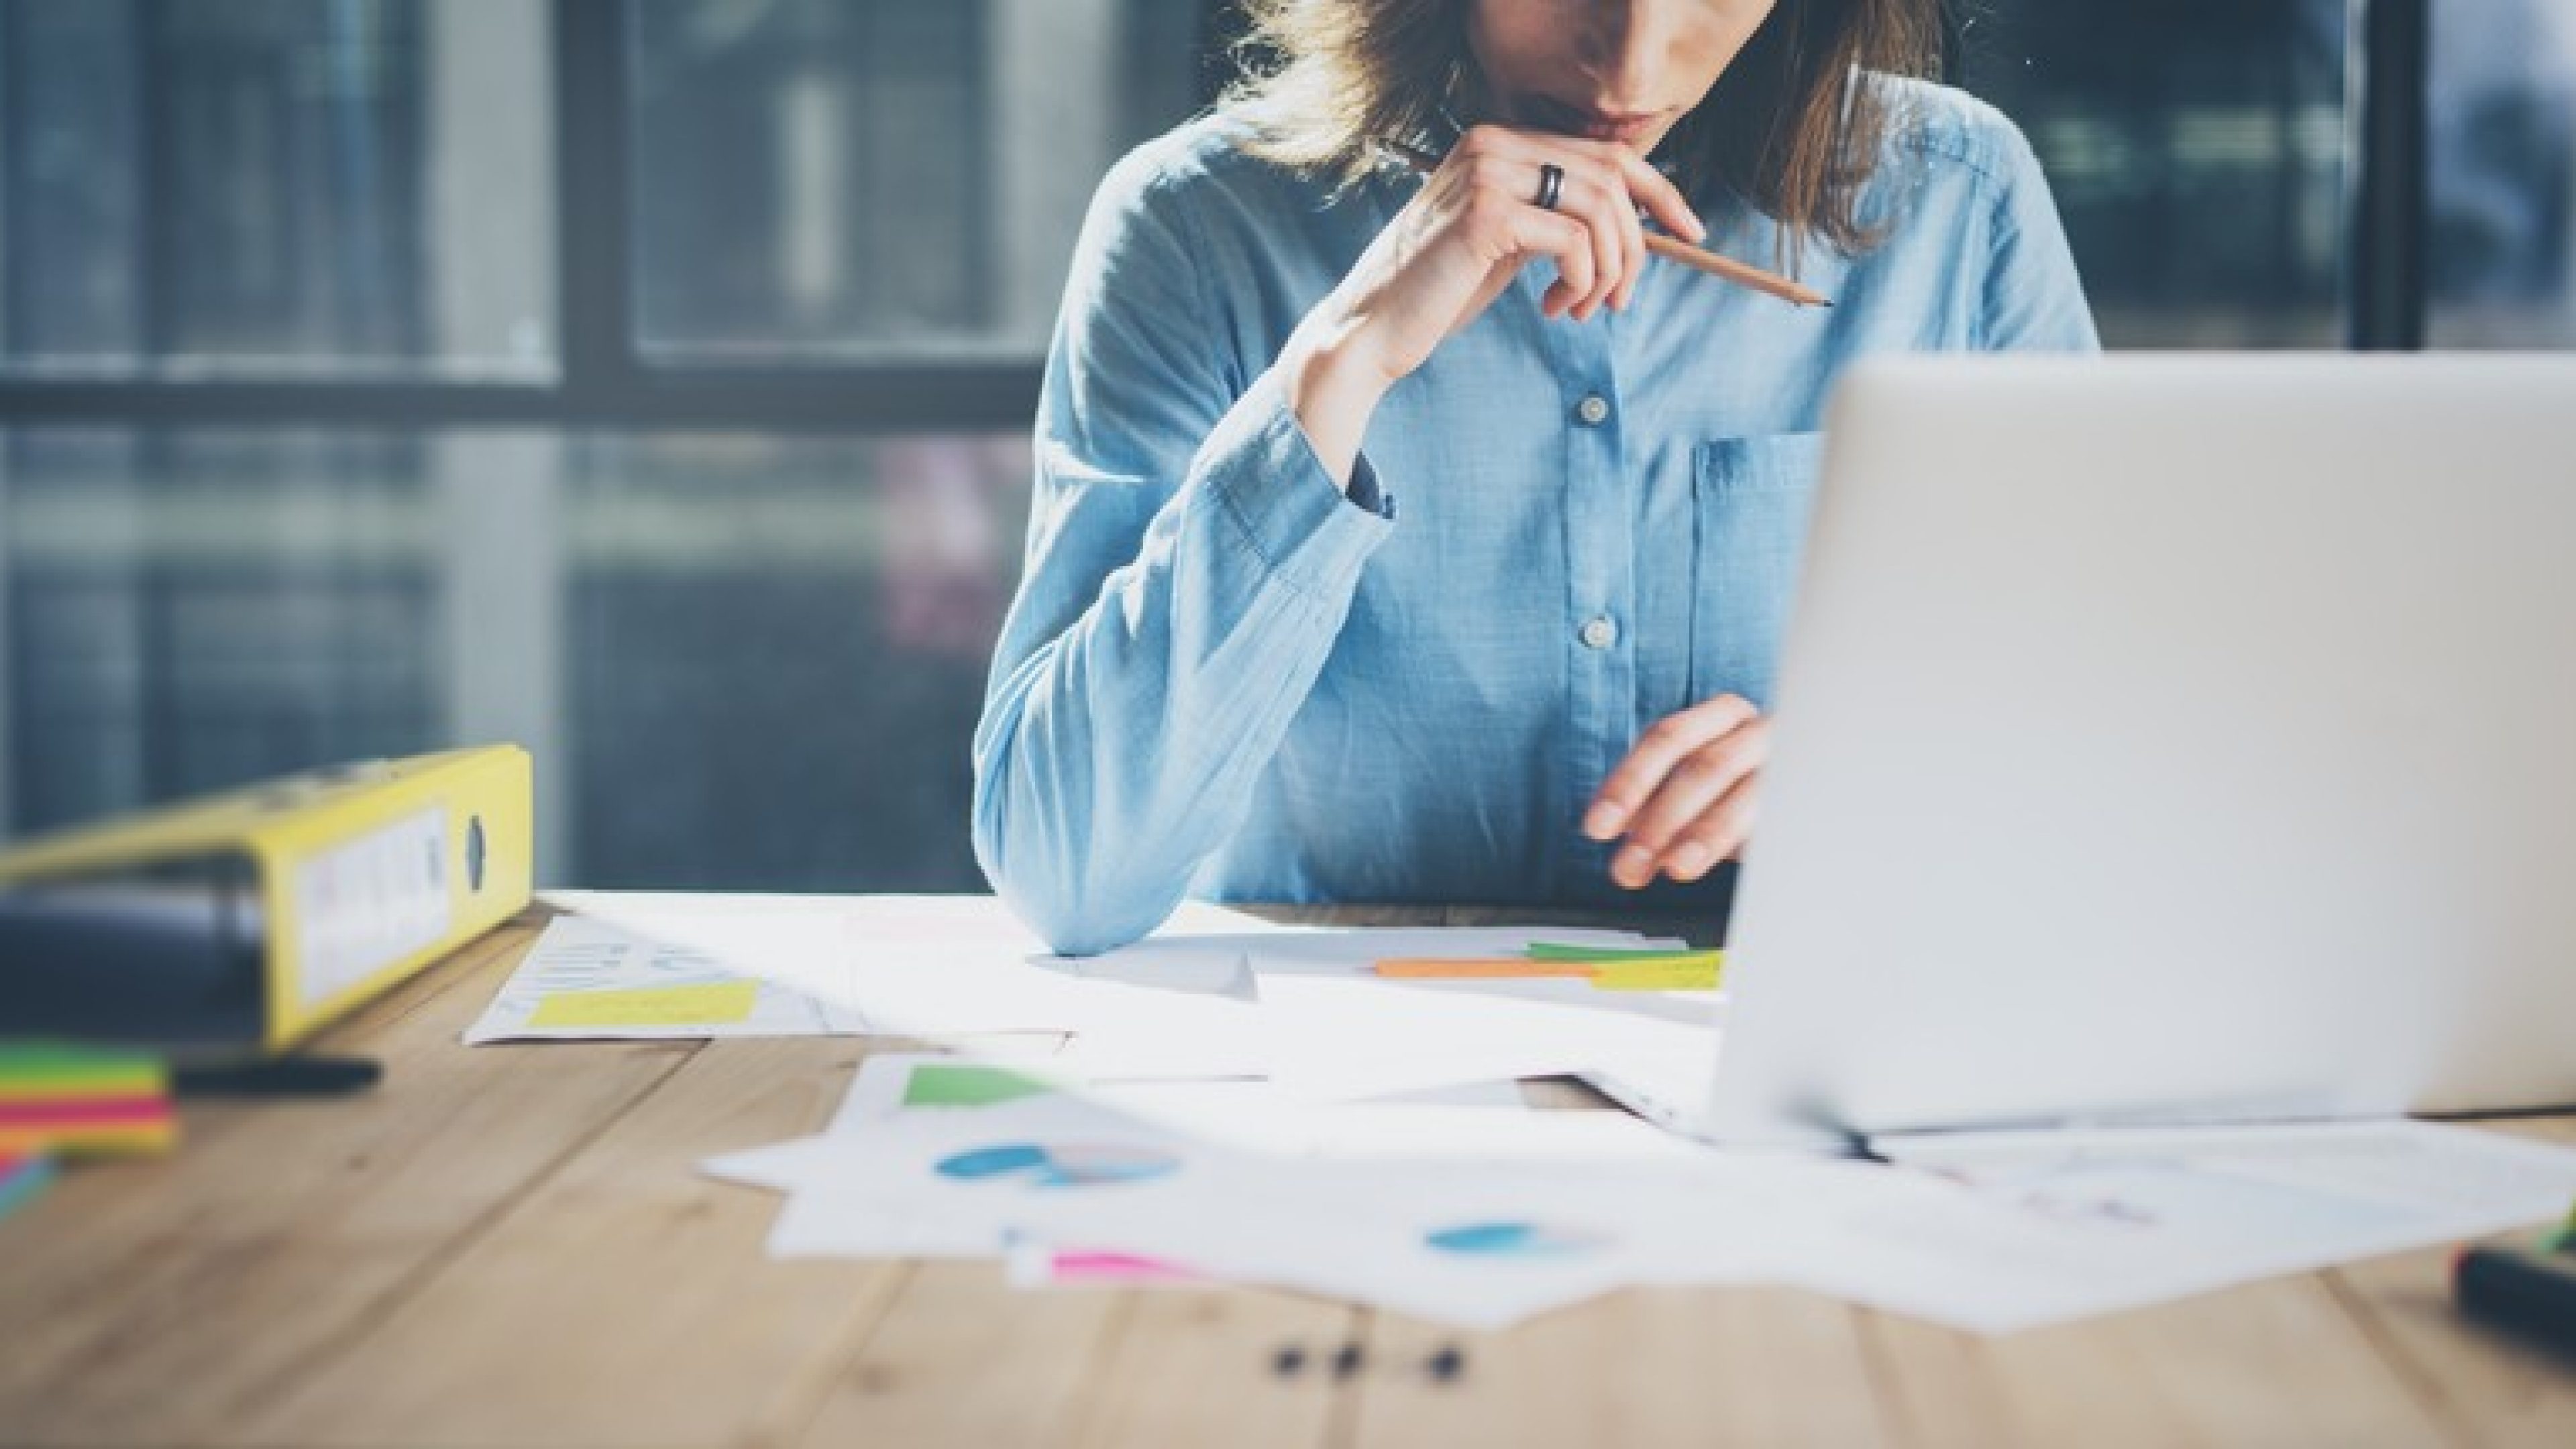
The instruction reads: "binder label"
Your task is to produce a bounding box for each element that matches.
[294,807,453,1008]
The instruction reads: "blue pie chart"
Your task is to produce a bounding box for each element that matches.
[1424,1221,1613,1258]
[934,1142,1181,1189]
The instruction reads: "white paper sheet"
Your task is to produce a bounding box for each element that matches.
[1235,971,1719,1100]
[467,894,1278,1053]
[1023,1155,1771,1330]
[698,1056,1541,1214]
[1579,1020,1725,1135]
[474,894,1708,1099]
[701,1055,2576,1335]
[462,909,871,1043]
[704,1073,1819,1328]
[1812,1118,2576,1333]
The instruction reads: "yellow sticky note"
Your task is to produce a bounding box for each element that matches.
[529,981,760,1028]
[1589,958,1723,992]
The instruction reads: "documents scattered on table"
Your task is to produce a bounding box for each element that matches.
[482,893,2576,1334]
[704,1053,2576,1333]
[466,894,1703,1100]
[464,906,867,1043]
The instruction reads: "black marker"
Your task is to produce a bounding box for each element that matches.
[172,1055,382,1098]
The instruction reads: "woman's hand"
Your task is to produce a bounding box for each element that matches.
[1583,694,1768,889]
[1281,125,1705,482]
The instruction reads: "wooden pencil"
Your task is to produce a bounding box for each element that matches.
[1640,230,1832,307]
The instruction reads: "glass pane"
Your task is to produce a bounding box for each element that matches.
[1,427,1027,891]
[628,0,1204,361]
[0,0,555,378]
[1951,1,2349,347]
[2,430,441,825]
[564,433,1024,889]
[2427,0,2576,348]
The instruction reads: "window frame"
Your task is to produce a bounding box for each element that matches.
[0,0,2432,434]
[2349,0,2429,348]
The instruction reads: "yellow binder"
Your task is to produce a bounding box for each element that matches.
[0,746,532,1053]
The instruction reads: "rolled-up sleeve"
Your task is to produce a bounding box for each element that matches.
[970,152,1395,955]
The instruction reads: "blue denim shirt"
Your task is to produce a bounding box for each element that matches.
[974,78,2100,955]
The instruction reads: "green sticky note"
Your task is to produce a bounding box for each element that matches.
[901,1063,1055,1109]
[1589,959,1724,992]
[0,1044,165,1096]
[1525,943,1723,967]
[529,981,759,1028]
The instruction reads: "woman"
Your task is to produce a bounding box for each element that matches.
[973,0,2097,955]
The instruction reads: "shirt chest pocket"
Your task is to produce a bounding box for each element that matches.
[1689,433,1825,712]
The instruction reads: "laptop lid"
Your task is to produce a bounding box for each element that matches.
[1705,355,2576,1141]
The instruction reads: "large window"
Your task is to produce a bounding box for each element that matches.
[0,0,1193,888]
[628,0,1200,359]
[0,1,2561,889]
[0,0,554,376]
[1951,0,2349,347]
[0,424,1024,889]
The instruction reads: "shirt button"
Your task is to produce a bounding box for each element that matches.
[1574,394,1612,427]
[1579,615,1618,651]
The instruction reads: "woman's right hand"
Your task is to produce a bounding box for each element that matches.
[1281,125,1707,483]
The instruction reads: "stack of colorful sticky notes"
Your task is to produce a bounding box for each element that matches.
[0,1044,178,1158]
[1371,942,1725,991]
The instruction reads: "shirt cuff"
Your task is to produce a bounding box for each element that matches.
[1197,366,1396,598]
[1344,453,1396,520]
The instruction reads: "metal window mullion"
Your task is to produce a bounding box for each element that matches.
[2347,0,2429,350]
[0,369,1042,431]
[551,0,637,405]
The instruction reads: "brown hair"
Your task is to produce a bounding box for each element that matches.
[1226,0,1945,258]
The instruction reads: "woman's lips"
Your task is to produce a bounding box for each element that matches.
[1579,115,1665,145]
[1519,95,1670,146]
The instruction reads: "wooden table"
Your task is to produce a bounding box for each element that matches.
[5,904,2575,1448]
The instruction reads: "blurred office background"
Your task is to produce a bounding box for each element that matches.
[0,0,2569,888]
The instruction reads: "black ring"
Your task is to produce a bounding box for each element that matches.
[1534,162,1565,212]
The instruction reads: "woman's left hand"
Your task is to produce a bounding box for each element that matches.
[1582,695,1769,888]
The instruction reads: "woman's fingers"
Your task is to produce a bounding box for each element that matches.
[1654,773,1760,884]
[1556,166,1629,318]
[1585,695,1768,890]
[1499,200,1595,317]
[1609,169,1650,311]
[1555,140,1668,313]
[1606,725,1768,887]
[1458,132,1613,317]
[1493,128,1707,265]
[1600,144,1707,244]
[1453,126,1678,319]
[1585,695,1758,839]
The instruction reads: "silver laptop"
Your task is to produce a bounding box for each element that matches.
[1703,354,2576,1142]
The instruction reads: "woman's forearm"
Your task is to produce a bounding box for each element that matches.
[1279,310,1399,486]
